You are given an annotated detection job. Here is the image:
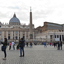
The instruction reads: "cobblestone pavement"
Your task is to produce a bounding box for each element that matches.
[0,45,64,64]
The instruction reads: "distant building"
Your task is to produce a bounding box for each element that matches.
[35,22,64,43]
[42,22,64,31]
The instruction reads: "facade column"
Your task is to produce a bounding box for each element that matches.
[59,35,60,41]
[28,32,30,39]
[33,32,34,39]
[25,32,26,40]
[14,31,16,39]
[20,31,22,39]
[61,35,62,42]
[1,31,4,41]
[6,31,8,39]
[10,31,13,40]
[17,31,19,39]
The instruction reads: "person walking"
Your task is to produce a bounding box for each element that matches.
[12,41,15,50]
[44,42,47,47]
[30,41,32,47]
[1,38,7,60]
[9,42,12,50]
[50,43,51,46]
[26,42,28,47]
[54,42,56,47]
[18,38,25,57]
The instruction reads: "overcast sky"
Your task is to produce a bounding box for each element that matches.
[0,0,64,28]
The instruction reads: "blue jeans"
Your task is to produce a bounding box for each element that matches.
[3,46,6,58]
[60,46,62,50]
[20,47,24,56]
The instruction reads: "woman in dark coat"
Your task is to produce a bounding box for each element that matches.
[1,38,7,60]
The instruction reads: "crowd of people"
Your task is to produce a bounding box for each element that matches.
[53,41,62,50]
[1,34,25,60]
[0,34,33,60]
[44,41,63,50]
[0,35,63,60]
[9,41,15,50]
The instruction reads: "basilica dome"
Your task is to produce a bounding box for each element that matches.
[9,14,20,25]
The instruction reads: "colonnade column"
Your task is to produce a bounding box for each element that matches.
[33,32,34,39]
[25,32,26,40]
[14,31,16,39]
[6,31,8,39]
[1,31,4,41]
[20,32,22,39]
[28,32,30,39]
[10,31,13,40]
[18,31,19,39]
[59,35,62,42]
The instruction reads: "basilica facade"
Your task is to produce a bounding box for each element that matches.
[0,13,35,43]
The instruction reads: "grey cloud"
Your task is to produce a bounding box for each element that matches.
[8,6,20,9]
[0,12,7,18]
[33,9,53,19]
[6,6,29,21]
[16,12,29,22]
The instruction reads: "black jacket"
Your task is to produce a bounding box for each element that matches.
[1,41,7,46]
[60,42,62,46]
[18,40,25,48]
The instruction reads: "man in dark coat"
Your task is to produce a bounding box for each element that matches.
[60,41,62,50]
[57,42,60,50]
[19,37,25,57]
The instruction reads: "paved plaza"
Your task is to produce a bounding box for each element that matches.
[0,45,64,64]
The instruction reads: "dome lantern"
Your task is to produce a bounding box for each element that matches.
[13,13,16,17]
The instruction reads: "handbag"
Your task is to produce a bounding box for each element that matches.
[1,46,6,51]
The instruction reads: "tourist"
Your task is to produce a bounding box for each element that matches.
[57,41,60,50]
[12,41,15,50]
[9,42,12,50]
[54,42,56,47]
[30,41,32,47]
[44,42,47,47]
[26,42,28,47]
[60,41,62,50]
[1,38,7,60]
[18,38,25,57]
[50,43,51,46]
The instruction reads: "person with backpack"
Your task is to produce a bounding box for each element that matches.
[1,38,7,60]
